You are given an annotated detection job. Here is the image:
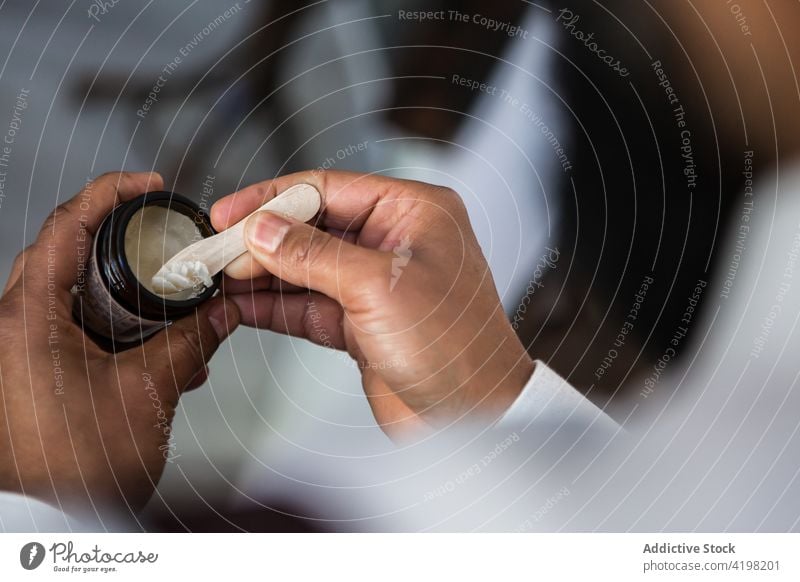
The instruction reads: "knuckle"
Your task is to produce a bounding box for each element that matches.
[313,168,329,183]
[97,171,123,183]
[414,186,468,230]
[91,171,128,194]
[118,171,135,185]
[426,187,468,226]
[11,249,26,271]
[440,187,467,213]
[281,235,309,269]
[89,173,113,191]
[308,232,336,266]
[43,201,78,231]
[284,230,334,270]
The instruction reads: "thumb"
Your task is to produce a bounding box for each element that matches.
[244,211,387,307]
[122,297,240,395]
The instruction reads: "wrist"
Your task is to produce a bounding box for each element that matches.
[421,346,534,427]
[467,351,535,422]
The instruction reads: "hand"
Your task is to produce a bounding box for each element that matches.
[0,172,240,516]
[212,170,533,440]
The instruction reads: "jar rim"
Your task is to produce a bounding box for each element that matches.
[106,191,221,314]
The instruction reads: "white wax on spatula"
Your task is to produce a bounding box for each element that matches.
[151,183,321,296]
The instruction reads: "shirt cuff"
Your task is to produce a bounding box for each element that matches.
[498,360,621,434]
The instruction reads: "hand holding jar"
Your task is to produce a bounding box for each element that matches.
[0,172,239,516]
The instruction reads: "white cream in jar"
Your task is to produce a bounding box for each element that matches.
[125,206,209,301]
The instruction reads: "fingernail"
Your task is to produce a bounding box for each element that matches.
[247,212,291,253]
[207,299,238,341]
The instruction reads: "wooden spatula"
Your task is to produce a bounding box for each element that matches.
[151,183,321,295]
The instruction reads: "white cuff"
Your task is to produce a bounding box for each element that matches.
[498,360,620,435]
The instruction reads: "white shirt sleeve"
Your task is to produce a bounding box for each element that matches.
[498,360,621,435]
[0,492,77,532]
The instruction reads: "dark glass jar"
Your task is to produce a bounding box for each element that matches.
[74,191,221,349]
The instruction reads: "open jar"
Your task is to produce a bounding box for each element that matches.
[74,191,221,348]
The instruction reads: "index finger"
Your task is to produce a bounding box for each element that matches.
[210,170,399,233]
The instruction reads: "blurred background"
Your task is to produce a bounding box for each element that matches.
[0,0,797,530]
